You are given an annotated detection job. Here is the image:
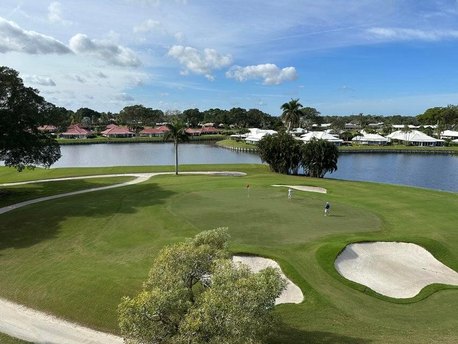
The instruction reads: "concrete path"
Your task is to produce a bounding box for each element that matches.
[0,298,123,344]
[0,171,245,343]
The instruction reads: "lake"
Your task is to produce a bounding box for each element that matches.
[50,143,458,192]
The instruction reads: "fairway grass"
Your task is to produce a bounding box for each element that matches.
[0,164,457,343]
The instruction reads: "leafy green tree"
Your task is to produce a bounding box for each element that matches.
[330,117,346,134]
[163,119,189,175]
[118,228,285,344]
[182,108,203,127]
[301,139,339,178]
[281,99,303,132]
[300,107,321,130]
[257,131,303,174]
[0,66,61,171]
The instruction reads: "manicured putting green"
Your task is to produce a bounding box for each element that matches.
[172,187,381,245]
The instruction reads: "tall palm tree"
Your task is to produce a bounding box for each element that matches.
[163,119,189,175]
[281,99,303,132]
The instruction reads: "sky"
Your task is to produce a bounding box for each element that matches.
[1,0,458,116]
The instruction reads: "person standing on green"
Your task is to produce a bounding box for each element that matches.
[324,202,330,216]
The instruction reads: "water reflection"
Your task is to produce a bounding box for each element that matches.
[43,143,458,193]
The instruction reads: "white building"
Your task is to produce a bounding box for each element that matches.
[352,131,389,145]
[386,130,444,146]
[245,128,277,144]
[440,130,458,140]
[300,131,343,145]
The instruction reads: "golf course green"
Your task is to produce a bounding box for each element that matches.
[0,164,457,343]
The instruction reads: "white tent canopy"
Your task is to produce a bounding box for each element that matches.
[386,130,444,146]
[300,131,343,145]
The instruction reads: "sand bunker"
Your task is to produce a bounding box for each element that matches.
[335,242,458,298]
[272,184,327,194]
[233,255,303,305]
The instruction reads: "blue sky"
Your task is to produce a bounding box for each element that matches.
[1,0,458,116]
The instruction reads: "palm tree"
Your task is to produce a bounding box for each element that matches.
[163,119,189,175]
[281,99,303,132]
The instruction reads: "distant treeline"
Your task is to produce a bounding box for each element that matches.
[48,104,458,132]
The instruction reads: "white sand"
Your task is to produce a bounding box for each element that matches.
[272,184,327,194]
[335,242,458,298]
[233,255,304,305]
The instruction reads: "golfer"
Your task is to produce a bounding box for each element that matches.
[324,202,330,216]
[288,188,292,200]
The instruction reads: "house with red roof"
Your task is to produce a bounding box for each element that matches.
[101,125,135,138]
[139,126,170,137]
[185,128,202,136]
[200,126,219,135]
[60,125,92,139]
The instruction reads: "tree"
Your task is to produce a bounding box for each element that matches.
[301,139,339,178]
[257,131,303,174]
[281,99,303,132]
[182,108,203,127]
[118,228,285,344]
[0,66,61,171]
[163,119,189,175]
[300,107,321,130]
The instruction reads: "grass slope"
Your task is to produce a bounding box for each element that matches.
[0,332,31,344]
[0,165,457,343]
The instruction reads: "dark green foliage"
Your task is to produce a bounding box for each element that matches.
[258,134,339,177]
[257,131,303,174]
[417,105,458,129]
[0,66,61,171]
[118,105,164,128]
[301,139,339,178]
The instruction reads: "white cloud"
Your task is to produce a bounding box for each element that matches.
[48,2,71,25]
[23,75,56,86]
[114,93,135,101]
[367,27,458,41]
[167,45,232,80]
[133,19,161,33]
[0,17,71,54]
[69,33,141,67]
[226,64,297,85]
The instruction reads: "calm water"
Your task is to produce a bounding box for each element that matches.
[51,143,458,192]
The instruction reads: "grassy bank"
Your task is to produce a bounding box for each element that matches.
[0,165,457,343]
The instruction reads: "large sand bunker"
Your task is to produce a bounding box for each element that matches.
[335,242,458,298]
[233,255,304,305]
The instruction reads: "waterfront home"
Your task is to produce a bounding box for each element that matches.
[201,126,219,135]
[440,130,458,140]
[300,131,343,145]
[139,126,170,137]
[352,131,389,145]
[101,126,135,138]
[60,125,92,139]
[245,128,277,144]
[387,130,444,146]
[185,128,202,136]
